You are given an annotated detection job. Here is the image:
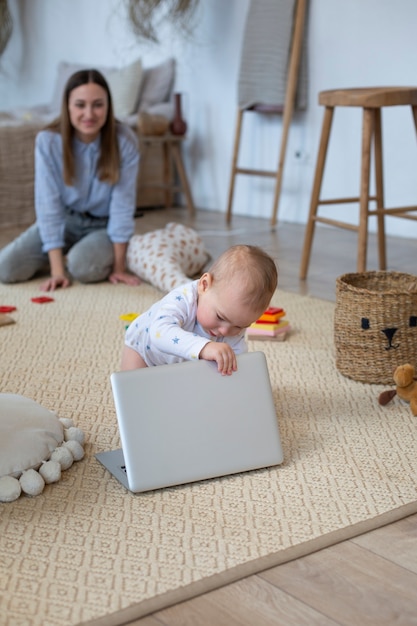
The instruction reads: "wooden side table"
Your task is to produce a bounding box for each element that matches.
[137,134,195,216]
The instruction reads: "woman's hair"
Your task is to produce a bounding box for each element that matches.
[45,69,120,186]
[209,244,278,312]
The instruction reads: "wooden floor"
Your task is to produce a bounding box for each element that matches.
[2,208,417,625]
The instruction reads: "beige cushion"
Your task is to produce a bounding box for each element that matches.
[51,58,175,119]
[126,222,210,292]
[105,58,143,117]
[138,58,176,111]
[0,394,64,478]
[51,58,143,117]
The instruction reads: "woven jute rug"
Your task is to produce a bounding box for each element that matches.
[1,280,417,626]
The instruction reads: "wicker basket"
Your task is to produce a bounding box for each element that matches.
[334,271,417,384]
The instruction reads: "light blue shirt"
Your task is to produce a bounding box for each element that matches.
[34,124,139,253]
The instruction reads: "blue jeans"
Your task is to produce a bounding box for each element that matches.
[0,212,114,284]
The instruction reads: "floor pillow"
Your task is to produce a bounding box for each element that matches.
[126,222,210,292]
[0,394,85,502]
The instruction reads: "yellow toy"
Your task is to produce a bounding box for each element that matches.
[119,313,140,323]
[119,312,140,331]
[378,363,417,416]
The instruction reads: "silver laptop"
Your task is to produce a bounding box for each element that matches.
[96,351,283,493]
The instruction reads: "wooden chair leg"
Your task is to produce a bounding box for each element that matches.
[137,139,150,204]
[226,109,244,224]
[171,142,195,216]
[163,140,173,209]
[271,0,307,227]
[299,106,334,280]
[270,87,296,228]
[357,108,374,273]
[411,105,417,135]
[373,108,386,270]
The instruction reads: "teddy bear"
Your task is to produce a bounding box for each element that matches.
[378,363,417,415]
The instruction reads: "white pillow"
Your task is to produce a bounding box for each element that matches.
[127,222,210,292]
[138,58,176,112]
[51,61,79,112]
[105,58,143,117]
[0,394,63,477]
[50,58,143,118]
[0,394,85,502]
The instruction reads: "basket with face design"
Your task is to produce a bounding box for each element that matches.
[334,271,417,384]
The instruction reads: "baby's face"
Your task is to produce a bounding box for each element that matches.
[197,277,261,338]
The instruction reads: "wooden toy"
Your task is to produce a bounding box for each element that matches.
[246,308,291,341]
[257,307,285,323]
[119,313,140,323]
[31,296,54,303]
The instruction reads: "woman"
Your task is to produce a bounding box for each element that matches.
[0,69,141,291]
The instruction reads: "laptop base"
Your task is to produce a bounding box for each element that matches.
[95,449,130,491]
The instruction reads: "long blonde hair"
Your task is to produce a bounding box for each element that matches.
[44,69,120,186]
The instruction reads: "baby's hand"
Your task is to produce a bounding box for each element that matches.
[199,342,237,375]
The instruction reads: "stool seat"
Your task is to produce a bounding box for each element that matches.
[319,86,417,108]
[300,86,417,279]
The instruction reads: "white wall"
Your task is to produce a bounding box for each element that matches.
[2,0,417,238]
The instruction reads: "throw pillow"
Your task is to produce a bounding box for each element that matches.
[138,58,176,112]
[105,58,143,117]
[0,394,85,501]
[126,222,210,292]
[50,58,143,118]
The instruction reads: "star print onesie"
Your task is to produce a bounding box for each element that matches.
[124,280,248,366]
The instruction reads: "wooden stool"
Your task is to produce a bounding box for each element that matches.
[226,0,307,227]
[137,134,195,216]
[299,87,417,279]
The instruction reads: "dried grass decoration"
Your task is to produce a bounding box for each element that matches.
[334,271,417,384]
[127,0,200,43]
[0,0,13,56]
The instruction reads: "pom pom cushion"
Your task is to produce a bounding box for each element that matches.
[126,222,210,292]
[0,394,64,478]
[0,394,85,501]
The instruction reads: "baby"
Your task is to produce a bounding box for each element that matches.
[121,244,278,375]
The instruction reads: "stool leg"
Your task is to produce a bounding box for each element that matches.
[299,106,334,280]
[163,140,173,209]
[226,109,244,224]
[137,139,150,206]
[373,108,386,270]
[411,105,417,134]
[270,0,307,228]
[171,142,195,216]
[270,96,295,228]
[357,108,374,273]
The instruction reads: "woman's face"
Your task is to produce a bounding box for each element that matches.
[68,82,109,142]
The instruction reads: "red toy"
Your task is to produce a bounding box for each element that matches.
[31,296,55,304]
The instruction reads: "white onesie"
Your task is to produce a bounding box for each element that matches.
[124,280,247,366]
